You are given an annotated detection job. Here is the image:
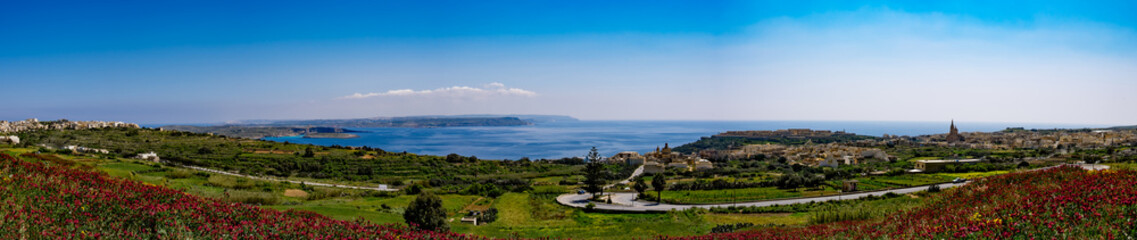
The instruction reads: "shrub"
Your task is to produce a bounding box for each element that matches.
[404,183,425,195]
[711,223,756,233]
[477,208,498,224]
[166,170,193,179]
[403,192,450,232]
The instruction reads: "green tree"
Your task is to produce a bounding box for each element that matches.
[651,173,666,202]
[633,177,648,198]
[302,147,315,158]
[582,147,606,197]
[403,192,449,232]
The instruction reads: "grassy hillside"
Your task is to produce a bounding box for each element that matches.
[15,128,581,186]
[664,166,1137,239]
[0,153,481,239]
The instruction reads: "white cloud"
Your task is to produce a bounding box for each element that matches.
[340,82,536,99]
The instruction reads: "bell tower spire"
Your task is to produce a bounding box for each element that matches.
[947,119,964,143]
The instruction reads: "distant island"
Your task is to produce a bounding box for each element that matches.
[159,125,365,139]
[161,115,576,139]
[251,116,533,128]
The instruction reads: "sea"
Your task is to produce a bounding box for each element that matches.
[260,121,1104,160]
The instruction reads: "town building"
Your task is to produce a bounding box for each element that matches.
[609,151,645,166]
[643,161,665,174]
[63,145,110,154]
[694,159,714,171]
[0,136,18,145]
[137,152,161,162]
[634,143,714,173]
[946,120,965,143]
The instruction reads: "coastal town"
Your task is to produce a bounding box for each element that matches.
[607,143,716,174]
[0,118,139,133]
[606,121,1137,176]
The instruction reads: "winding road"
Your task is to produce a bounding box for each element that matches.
[559,163,1108,212]
[609,165,644,188]
[558,181,968,212]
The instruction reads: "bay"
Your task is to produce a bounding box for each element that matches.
[262,120,1102,160]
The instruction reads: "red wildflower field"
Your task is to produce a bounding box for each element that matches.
[665,165,1137,239]
[0,153,484,240]
[4,150,1135,240]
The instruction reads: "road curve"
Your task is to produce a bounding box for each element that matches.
[558,164,1110,212]
[557,181,968,212]
[609,165,644,189]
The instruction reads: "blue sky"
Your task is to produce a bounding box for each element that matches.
[2,1,1135,125]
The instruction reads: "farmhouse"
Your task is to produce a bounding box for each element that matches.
[0,136,18,145]
[137,152,161,162]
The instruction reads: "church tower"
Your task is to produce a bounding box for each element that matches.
[947,120,964,143]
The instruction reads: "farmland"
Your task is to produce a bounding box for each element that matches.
[4,127,1135,239]
[663,166,1137,239]
[0,153,482,239]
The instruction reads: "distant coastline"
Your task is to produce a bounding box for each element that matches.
[302,133,359,139]
[262,120,1112,160]
[159,115,576,139]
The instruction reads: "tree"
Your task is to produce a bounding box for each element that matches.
[651,173,666,203]
[302,147,315,158]
[582,147,606,197]
[633,177,648,198]
[403,183,424,195]
[403,192,449,232]
[586,146,602,163]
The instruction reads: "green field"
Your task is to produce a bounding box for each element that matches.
[460,193,718,239]
[868,174,954,187]
[934,170,1011,179]
[14,128,584,185]
[0,142,994,239]
[1105,162,1137,171]
[649,186,838,205]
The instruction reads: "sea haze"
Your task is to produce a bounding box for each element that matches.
[262,121,1103,160]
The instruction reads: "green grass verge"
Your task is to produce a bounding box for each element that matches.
[648,186,838,205]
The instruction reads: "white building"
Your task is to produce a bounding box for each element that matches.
[694,159,714,171]
[137,152,161,162]
[643,161,665,174]
[0,136,18,145]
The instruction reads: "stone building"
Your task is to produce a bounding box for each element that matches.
[946,120,965,143]
[636,143,714,173]
[0,136,18,145]
[137,152,161,162]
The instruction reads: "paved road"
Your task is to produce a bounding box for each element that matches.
[166,162,397,192]
[608,165,644,189]
[557,181,968,212]
[559,164,1112,212]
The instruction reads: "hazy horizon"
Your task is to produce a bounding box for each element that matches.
[3,1,1135,125]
